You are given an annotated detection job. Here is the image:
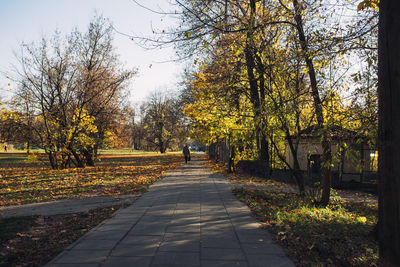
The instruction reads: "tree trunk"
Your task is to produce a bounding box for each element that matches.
[287,136,305,193]
[26,140,31,155]
[70,147,85,168]
[93,144,98,160]
[292,0,331,206]
[244,45,263,154]
[378,0,400,265]
[259,133,269,161]
[48,152,57,169]
[244,0,269,166]
[159,138,165,153]
[84,148,95,166]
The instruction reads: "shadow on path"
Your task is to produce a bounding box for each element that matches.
[46,154,294,267]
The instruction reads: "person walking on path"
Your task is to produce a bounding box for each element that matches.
[183,144,190,163]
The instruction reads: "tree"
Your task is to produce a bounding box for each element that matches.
[14,33,88,168]
[0,108,31,146]
[173,1,357,203]
[73,16,135,165]
[134,0,378,204]
[13,16,134,169]
[133,0,273,165]
[177,0,349,196]
[268,0,377,204]
[182,31,312,193]
[285,0,332,205]
[131,119,146,150]
[141,91,186,153]
[378,0,400,265]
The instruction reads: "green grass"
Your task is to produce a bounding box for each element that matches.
[0,153,49,168]
[0,154,27,164]
[0,148,45,154]
[233,187,378,266]
[97,149,161,154]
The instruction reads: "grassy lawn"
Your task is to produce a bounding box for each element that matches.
[97,149,166,154]
[0,152,183,206]
[208,160,378,266]
[0,153,35,167]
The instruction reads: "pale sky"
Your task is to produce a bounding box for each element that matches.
[0,0,182,104]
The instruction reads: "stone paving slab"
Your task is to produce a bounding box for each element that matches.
[0,195,138,218]
[46,155,295,267]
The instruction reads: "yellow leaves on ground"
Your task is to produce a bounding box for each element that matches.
[0,153,182,206]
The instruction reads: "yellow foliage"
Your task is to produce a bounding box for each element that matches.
[357,216,367,223]
[357,0,379,11]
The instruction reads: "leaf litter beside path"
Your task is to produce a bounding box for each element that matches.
[0,204,127,267]
[207,160,378,266]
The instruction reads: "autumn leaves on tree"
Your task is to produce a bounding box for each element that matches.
[152,0,378,206]
[10,16,135,169]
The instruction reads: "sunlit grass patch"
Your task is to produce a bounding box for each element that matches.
[233,187,378,266]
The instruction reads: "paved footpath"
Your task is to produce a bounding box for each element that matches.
[0,195,138,218]
[47,155,294,267]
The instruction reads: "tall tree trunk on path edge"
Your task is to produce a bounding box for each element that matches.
[245,0,270,164]
[292,0,332,206]
[378,0,400,265]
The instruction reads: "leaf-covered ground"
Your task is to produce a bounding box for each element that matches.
[0,152,183,206]
[208,160,378,266]
[0,205,127,267]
